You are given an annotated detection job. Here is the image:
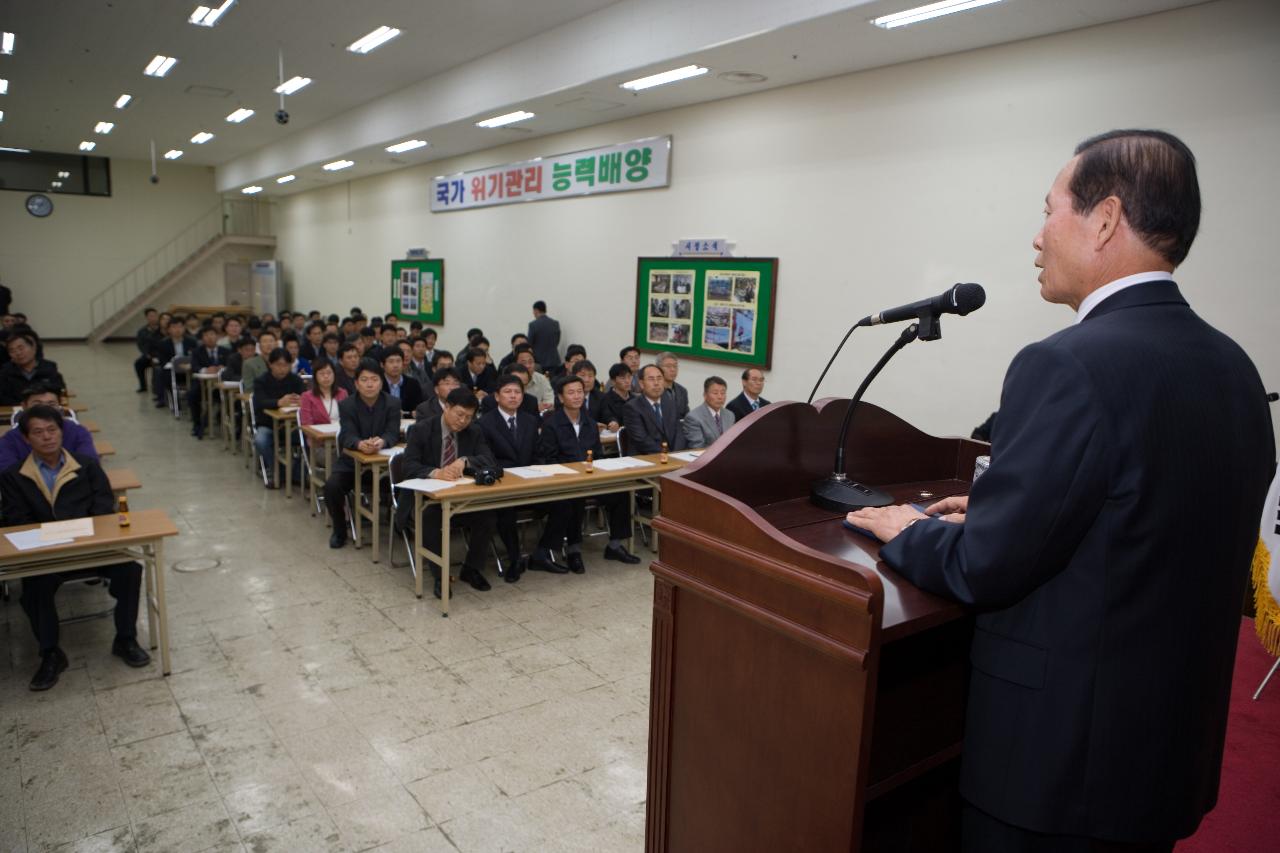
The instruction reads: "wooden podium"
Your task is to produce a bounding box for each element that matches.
[646,400,987,852]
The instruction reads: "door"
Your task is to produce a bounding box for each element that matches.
[224,262,251,308]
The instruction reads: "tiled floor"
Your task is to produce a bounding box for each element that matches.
[1,343,652,852]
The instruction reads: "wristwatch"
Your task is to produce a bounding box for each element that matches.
[901,517,924,533]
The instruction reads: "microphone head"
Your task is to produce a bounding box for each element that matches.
[950,283,986,316]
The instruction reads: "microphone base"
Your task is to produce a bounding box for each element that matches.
[809,475,894,512]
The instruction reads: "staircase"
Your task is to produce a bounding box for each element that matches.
[88,199,277,343]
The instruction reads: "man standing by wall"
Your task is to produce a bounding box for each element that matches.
[528,300,562,374]
[849,130,1275,852]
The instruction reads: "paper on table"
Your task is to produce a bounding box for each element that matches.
[278,406,299,414]
[600,430,619,440]
[40,518,95,541]
[592,456,655,471]
[532,464,577,475]
[6,530,72,551]
[308,422,340,434]
[670,450,704,462]
[504,466,554,479]
[395,477,475,492]
[378,447,403,457]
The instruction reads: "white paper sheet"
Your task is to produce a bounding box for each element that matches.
[504,466,554,479]
[378,447,403,457]
[278,406,299,414]
[591,456,655,471]
[40,518,95,541]
[669,451,704,462]
[6,530,72,551]
[307,422,340,435]
[395,477,475,492]
[220,381,241,389]
[600,430,619,440]
[533,464,578,475]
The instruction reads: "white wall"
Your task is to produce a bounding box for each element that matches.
[275,0,1280,444]
[0,159,224,338]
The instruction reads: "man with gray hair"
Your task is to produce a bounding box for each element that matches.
[655,351,689,420]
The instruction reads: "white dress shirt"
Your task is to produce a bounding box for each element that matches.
[1075,271,1174,323]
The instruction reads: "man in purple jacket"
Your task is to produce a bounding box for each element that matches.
[0,383,97,472]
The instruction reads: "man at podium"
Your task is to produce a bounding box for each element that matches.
[849,130,1275,852]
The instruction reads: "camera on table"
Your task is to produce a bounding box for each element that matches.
[470,466,500,486]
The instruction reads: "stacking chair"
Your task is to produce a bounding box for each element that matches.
[296,409,323,516]
[166,356,192,419]
[246,393,270,487]
[386,450,416,580]
[9,406,79,427]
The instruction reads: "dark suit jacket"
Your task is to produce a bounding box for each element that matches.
[382,375,424,413]
[413,396,445,423]
[598,389,632,427]
[402,416,497,481]
[192,345,231,372]
[536,408,602,464]
[0,360,66,405]
[333,392,401,474]
[479,407,539,469]
[881,282,1275,842]
[554,388,604,421]
[725,391,770,422]
[155,335,199,365]
[621,394,688,454]
[0,451,114,524]
[527,314,561,369]
[462,364,498,395]
[663,382,690,420]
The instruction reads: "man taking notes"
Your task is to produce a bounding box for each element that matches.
[849,130,1274,852]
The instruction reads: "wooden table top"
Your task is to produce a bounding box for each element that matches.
[106,468,142,492]
[0,404,88,417]
[344,444,407,464]
[265,407,300,421]
[416,453,692,501]
[94,439,116,456]
[301,424,339,442]
[0,509,178,564]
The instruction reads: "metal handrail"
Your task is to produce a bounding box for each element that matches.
[87,199,272,333]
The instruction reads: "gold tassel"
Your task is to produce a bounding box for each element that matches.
[1253,537,1280,656]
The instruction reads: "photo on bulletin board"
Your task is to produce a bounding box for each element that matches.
[634,257,777,368]
[390,259,445,324]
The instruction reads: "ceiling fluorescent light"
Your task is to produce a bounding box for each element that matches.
[385,139,428,154]
[164,149,183,159]
[0,79,8,95]
[1,32,13,55]
[322,159,354,171]
[79,140,95,151]
[191,131,214,144]
[225,107,254,123]
[51,181,62,188]
[274,76,311,95]
[475,110,535,129]
[94,121,114,134]
[144,55,178,77]
[115,94,133,109]
[0,112,6,123]
[0,147,32,154]
[57,170,70,178]
[347,26,401,54]
[872,0,1003,29]
[190,1,236,27]
[241,185,263,195]
[276,174,296,184]
[620,64,709,91]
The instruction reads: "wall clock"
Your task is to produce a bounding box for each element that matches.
[26,194,54,218]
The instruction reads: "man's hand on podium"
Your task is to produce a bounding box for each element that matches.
[846,504,927,544]
[923,495,968,522]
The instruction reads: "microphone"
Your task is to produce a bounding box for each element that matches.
[858,283,986,328]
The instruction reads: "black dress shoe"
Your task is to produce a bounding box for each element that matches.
[503,557,526,583]
[30,648,68,691]
[154,400,168,409]
[460,568,491,592]
[567,553,586,574]
[604,544,642,564]
[112,638,151,668]
[329,531,347,549]
[528,552,569,574]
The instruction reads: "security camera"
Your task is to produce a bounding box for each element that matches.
[149,174,159,185]
[275,109,289,125]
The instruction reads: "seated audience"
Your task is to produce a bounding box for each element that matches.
[0,406,149,690]
[497,333,529,371]
[430,349,455,373]
[478,376,540,580]
[0,331,66,406]
[334,342,361,396]
[407,336,432,386]
[513,345,553,409]
[619,346,642,391]
[461,347,497,398]
[422,328,438,363]
[152,317,197,409]
[0,384,97,471]
[371,323,399,361]
[324,359,400,547]
[282,333,311,375]
[133,308,162,393]
[623,364,689,454]
[531,375,641,574]
[598,363,633,431]
[400,388,498,596]
[239,329,276,394]
[252,348,304,486]
[479,365,539,417]
[300,359,347,426]
[320,331,342,367]
[381,348,424,412]
[222,336,258,383]
[215,316,243,349]
[683,376,736,449]
[188,325,230,438]
[301,321,326,363]
[553,344,587,380]
[725,367,771,420]
[414,367,462,422]
[655,351,690,419]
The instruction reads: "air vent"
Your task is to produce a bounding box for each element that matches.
[185,84,233,98]
[718,71,768,84]
[556,96,625,113]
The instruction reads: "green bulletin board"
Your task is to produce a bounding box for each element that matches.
[390,259,445,324]
[634,257,778,369]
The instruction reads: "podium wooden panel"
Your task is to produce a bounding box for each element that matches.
[646,400,986,852]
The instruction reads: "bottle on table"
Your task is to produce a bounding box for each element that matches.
[117,495,130,528]
[585,450,594,473]
[659,441,668,464]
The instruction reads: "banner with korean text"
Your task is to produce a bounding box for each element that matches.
[431,136,671,212]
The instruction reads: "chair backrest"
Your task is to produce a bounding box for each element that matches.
[9,406,79,426]
[248,393,259,429]
[616,425,630,457]
[295,409,308,450]
[387,449,406,510]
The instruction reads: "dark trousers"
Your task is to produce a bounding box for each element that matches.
[187,381,217,433]
[496,508,521,561]
[421,505,494,578]
[324,468,359,532]
[537,493,629,551]
[20,562,143,653]
[134,355,152,390]
[962,805,1175,853]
